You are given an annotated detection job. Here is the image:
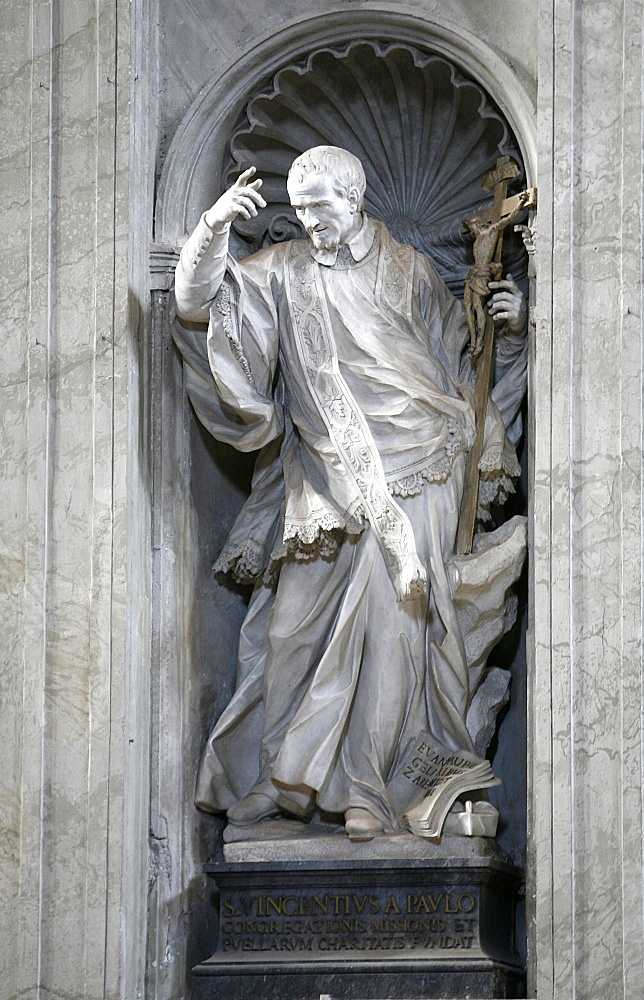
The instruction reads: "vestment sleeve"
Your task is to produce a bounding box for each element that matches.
[416,257,471,385]
[490,329,528,447]
[174,218,284,452]
[206,254,283,451]
[174,214,230,322]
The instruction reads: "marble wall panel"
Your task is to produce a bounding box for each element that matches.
[2,0,642,998]
[0,7,34,1000]
[0,1,134,998]
[533,1,644,997]
[618,12,644,1000]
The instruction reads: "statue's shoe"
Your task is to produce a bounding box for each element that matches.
[227,791,281,826]
[345,807,384,842]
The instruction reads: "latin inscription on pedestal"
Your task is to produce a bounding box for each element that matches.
[220,886,478,956]
[193,856,525,999]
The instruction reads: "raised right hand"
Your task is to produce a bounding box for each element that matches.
[204,166,266,229]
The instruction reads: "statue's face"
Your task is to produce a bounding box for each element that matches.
[288,172,360,250]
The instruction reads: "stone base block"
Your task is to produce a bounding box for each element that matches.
[193,960,525,999]
[192,846,525,999]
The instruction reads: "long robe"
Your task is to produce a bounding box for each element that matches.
[173,214,526,828]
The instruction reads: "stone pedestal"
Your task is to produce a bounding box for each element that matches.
[193,833,524,1000]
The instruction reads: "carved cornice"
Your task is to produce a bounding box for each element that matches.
[150,245,180,291]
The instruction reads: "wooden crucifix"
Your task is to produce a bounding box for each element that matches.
[456,156,537,556]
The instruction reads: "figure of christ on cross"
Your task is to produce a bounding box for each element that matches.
[463,188,531,358]
[457,157,537,555]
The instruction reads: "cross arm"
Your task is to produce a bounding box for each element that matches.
[463,187,538,230]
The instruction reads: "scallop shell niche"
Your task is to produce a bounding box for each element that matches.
[223,41,528,295]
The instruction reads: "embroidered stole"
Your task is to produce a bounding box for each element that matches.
[285,239,426,602]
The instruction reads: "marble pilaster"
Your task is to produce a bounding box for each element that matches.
[0,2,134,998]
[532,1,644,996]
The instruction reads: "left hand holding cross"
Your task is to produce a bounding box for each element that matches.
[488,274,527,335]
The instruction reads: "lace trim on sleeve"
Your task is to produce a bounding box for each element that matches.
[478,441,521,478]
[215,282,255,386]
[476,439,522,521]
[477,475,517,523]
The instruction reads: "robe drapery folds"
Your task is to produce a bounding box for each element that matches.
[173,214,526,824]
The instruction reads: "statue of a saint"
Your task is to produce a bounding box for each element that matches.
[174,146,527,841]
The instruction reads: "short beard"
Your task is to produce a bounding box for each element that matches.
[310,233,338,252]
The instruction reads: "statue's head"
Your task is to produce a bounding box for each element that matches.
[287,146,366,250]
[288,146,366,207]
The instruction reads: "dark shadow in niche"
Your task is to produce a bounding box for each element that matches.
[185,417,254,969]
[486,395,528,966]
[190,420,254,740]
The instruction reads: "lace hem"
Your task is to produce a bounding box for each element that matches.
[284,510,347,544]
[213,539,263,585]
[389,454,460,496]
[282,510,366,563]
[389,421,468,497]
[285,528,344,563]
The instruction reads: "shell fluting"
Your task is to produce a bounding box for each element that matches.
[224,41,527,293]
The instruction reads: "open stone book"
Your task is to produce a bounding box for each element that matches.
[387,733,501,841]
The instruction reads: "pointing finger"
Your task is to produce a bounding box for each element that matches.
[235,166,257,186]
[237,188,266,208]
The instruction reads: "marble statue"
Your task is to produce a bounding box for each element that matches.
[174,146,527,842]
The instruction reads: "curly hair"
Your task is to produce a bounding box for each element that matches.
[287,146,366,208]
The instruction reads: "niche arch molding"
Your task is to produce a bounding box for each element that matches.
[155,8,536,246]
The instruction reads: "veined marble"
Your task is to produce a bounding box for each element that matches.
[0,2,131,999]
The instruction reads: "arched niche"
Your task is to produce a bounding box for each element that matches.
[150,11,537,990]
[222,41,529,296]
[155,11,536,246]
